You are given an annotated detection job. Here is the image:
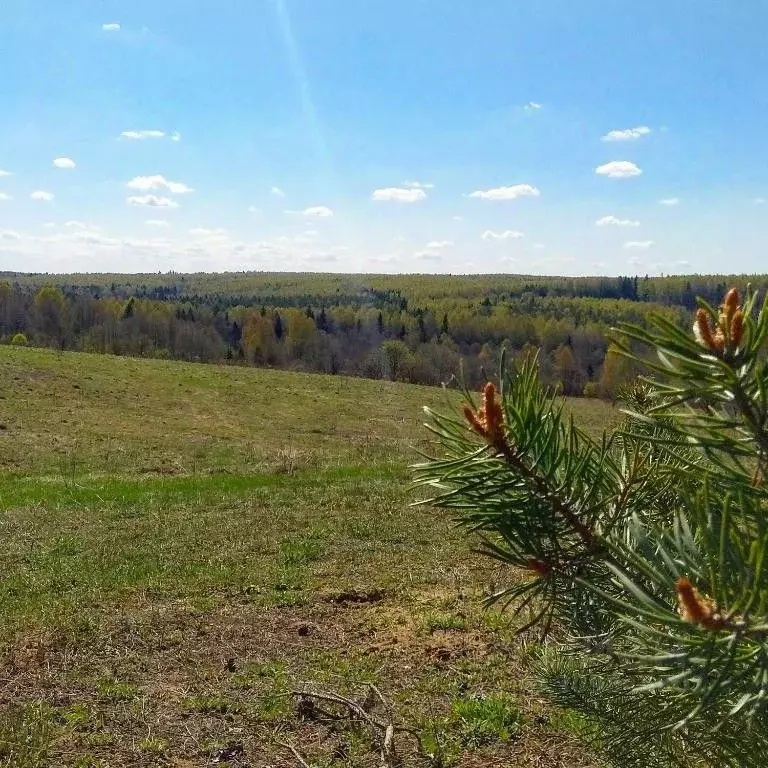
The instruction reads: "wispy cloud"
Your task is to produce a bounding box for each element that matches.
[659,198,680,206]
[424,240,453,250]
[102,23,121,32]
[126,194,179,208]
[0,230,22,240]
[145,220,170,227]
[402,180,434,189]
[624,240,655,249]
[468,184,540,200]
[755,197,766,205]
[302,205,334,218]
[31,190,54,202]
[596,215,640,227]
[189,227,228,238]
[0,170,13,177]
[524,101,543,112]
[0,193,12,201]
[481,230,525,240]
[372,187,427,202]
[602,126,651,142]
[595,161,642,178]
[64,221,86,229]
[120,130,165,140]
[53,157,76,169]
[270,186,286,197]
[127,175,194,194]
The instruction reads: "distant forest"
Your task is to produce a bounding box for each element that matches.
[2,272,766,397]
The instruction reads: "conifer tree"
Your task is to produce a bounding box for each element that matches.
[414,288,768,767]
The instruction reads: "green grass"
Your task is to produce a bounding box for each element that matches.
[0,346,615,767]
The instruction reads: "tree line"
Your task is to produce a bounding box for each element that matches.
[2,272,764,397]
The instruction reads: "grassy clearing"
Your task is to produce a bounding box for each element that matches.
[0,347,616,767]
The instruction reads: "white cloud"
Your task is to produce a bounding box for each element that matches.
[302,205,334,218]
[0,192,12,201]
[481,230,525,240]
[595,215,640,227]
[414,250,442,261]
[71,231,120,247]
[0,170,13,177]
[189,227,228,238]
[675,260,691,269]
[53,157,76,169]
[595,161,642,178]
[248,205,262,214]
[127,175,194,194]
[270,186,286,197]
[31,190,54,202]
[602,126,651,142]
[659,198,680,206]
[64,221,86,229]
[624,240,655,249]
[372,187,427,203]
[145,219,169,227]
[755,198,766,205]
[126,194,179,208]
[533,243,546,249]
[370,253,401,265]
[402,180,434,189]
[499,256,518,263]
[171,131,182,142]
[468,184,540,200]
[451,215,463,222]
[120,130,165,140]
[102,23,121,32]
[524,101,543,112]
[425,240,454,250]
[0,230,22,240]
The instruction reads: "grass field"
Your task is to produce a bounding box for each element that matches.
[0,347,616,767]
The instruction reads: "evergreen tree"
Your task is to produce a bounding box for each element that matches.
[122,297,135,319]
[415,288,768,766]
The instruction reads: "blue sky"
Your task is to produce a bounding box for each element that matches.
[0,0,766,275]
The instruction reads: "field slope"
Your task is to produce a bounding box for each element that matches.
[0,348,614,767]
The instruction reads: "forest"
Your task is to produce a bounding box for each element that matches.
[2,271,766,398]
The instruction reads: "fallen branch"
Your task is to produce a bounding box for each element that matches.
[275,738,313,768]
[292,686,408,767]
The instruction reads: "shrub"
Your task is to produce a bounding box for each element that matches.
[10,333,27,346]
[582,381,598,398]
[414,288,768,766]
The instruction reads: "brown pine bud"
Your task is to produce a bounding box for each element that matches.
[676,577,711,625]
[463,404,487,437]
[730,309,744,347]
[525,559,551,578]
[693,309,719,352]
[676,577,726,630]
[723,288,740,316]
[463,383,507,450]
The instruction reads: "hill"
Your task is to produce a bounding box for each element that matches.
[8,271,767,395]
[0,348,614,767]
